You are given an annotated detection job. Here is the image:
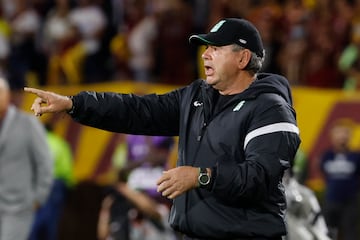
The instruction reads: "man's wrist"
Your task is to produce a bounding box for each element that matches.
[66,96,75,114]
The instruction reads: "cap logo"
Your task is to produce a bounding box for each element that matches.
[210,20,226,33]
[239,39,247,44]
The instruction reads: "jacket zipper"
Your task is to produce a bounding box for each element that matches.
[197,122,207,141]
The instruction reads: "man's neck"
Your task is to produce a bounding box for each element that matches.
[219,74,256,95]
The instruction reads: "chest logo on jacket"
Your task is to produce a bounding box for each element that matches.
[233,100,245,112]
[193,101,203,107]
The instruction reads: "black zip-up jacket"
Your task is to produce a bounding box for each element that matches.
[69,73,301,239]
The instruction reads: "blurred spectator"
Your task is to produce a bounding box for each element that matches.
[97,176,175,240]
[332,0,354,55]
[109,25,131,80]
[207,0,248,27]
[67,0,108,83]
[42,0,78,85]
[246,0,283,74]
[125,136,174,201]
[153,0,194,85]
[0,77,53,240]
[303,0,345,88]
[125,135,176,240]
[188,0,210,34]
[319,118,360,240]
[0,0,357,87]
[125,0,158,82]
[119,135,174,199]
[97,134,177,240]
[0,0,358,87]
[7,0,44,88]
[277,33,307,85]
[29,122,75,240]
[302,49,343,88]
[306,0,337,57]
[277,0,309,85]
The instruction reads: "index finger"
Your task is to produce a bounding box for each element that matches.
[24,87,48,98]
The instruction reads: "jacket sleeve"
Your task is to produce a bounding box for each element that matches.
[69,90,181,136]
[212,97,301,204]
[28,116,54,206]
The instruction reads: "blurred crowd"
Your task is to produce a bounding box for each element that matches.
[2,0,360,91]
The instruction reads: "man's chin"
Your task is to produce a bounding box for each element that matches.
[206,80,219,90]
[204,77,215,85]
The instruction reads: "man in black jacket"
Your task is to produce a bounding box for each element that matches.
[25,18,301,240]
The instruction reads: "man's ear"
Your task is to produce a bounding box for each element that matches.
[238,49,251,69]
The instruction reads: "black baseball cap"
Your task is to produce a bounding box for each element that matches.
[189,18,264,58]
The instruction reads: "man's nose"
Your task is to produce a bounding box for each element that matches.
[202,48,210,60]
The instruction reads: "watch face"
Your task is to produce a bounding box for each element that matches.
[199,174,210,185]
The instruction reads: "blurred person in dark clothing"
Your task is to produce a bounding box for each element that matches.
[320,118,360,240]
[25,18,300,239]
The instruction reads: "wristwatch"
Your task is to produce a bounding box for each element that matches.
[198,168,211,188]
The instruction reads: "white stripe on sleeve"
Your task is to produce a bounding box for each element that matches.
[244,122,299,150]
